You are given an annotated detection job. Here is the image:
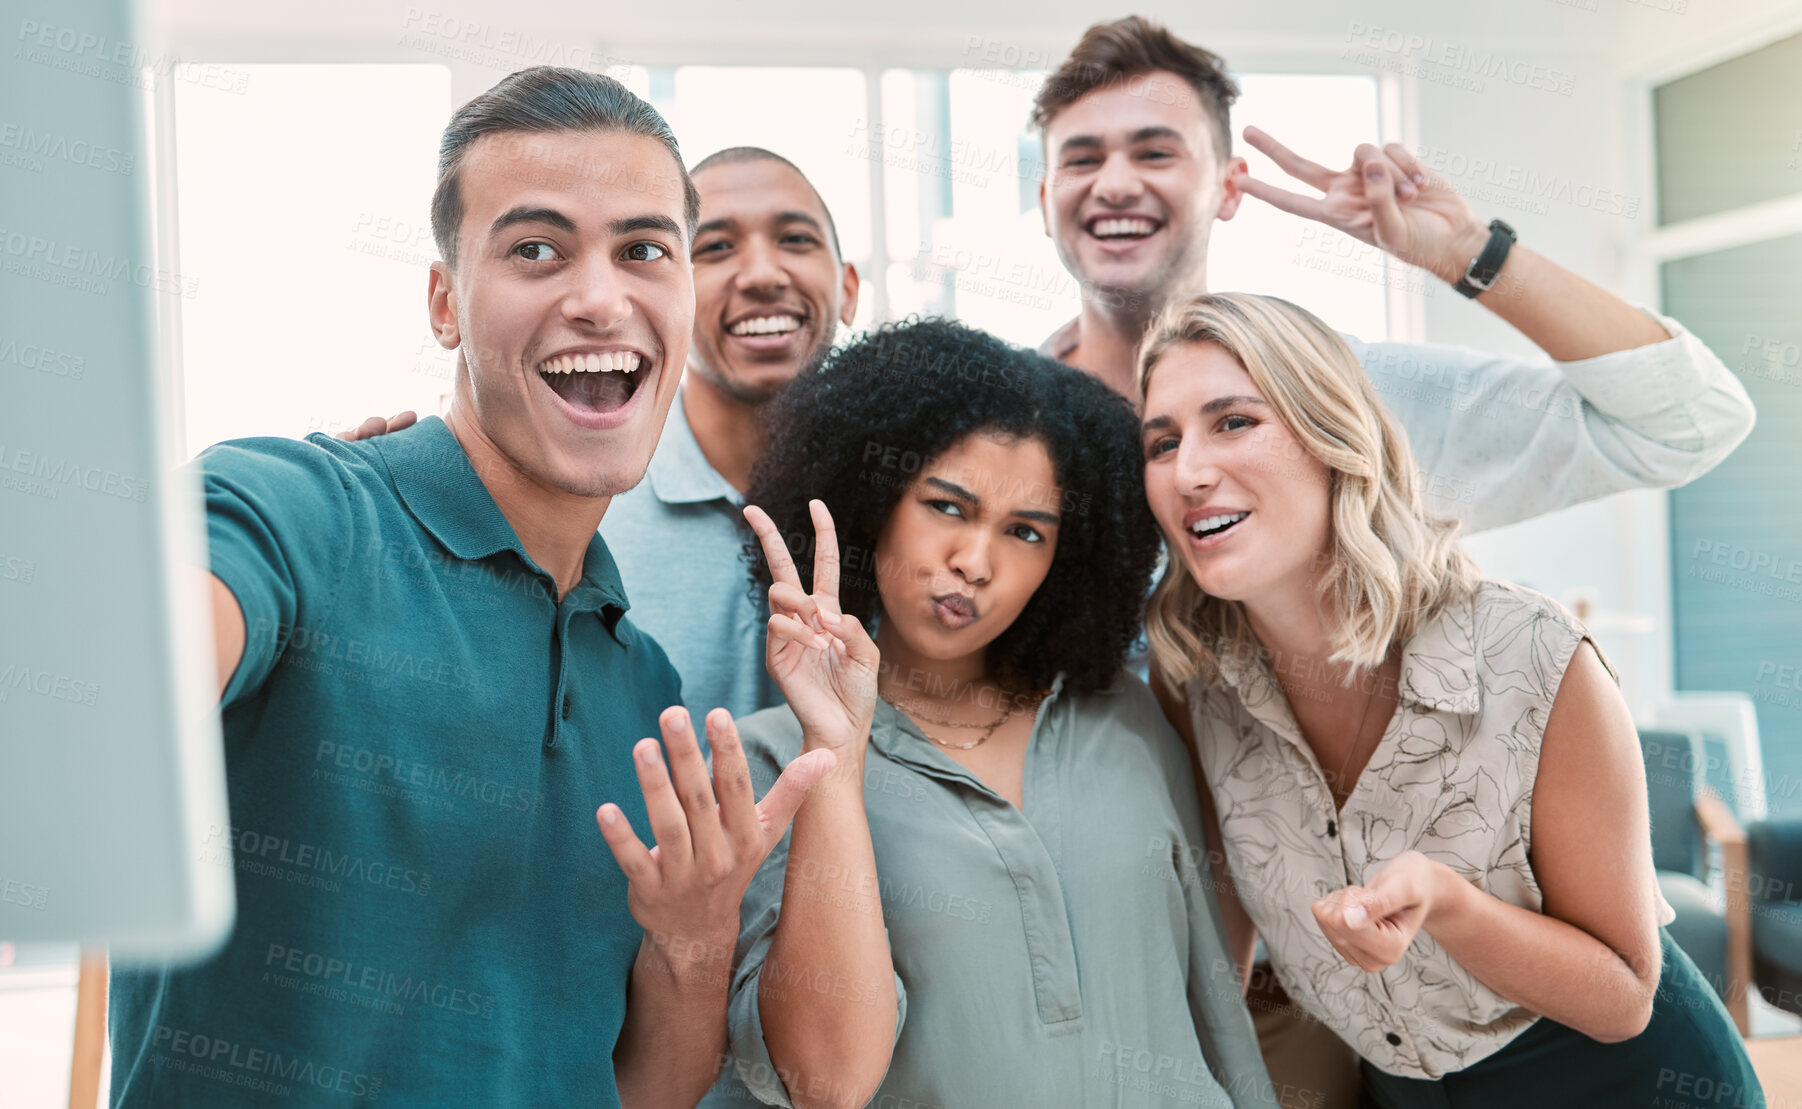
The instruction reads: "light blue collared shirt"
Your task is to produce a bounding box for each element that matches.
[601,388,780,721]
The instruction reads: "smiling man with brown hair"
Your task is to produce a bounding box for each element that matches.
[1034,16,1752,534]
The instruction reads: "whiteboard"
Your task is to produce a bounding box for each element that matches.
[0,0,234,961]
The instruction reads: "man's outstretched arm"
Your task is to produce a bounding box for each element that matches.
[1238,129,1754,530]
[199,570,244,698]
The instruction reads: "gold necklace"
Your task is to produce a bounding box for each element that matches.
[883,691,1008,729]
[882,688,1043,751]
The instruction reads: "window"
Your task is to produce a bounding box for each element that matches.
[171,64,452,456]
[632,66,1385,350]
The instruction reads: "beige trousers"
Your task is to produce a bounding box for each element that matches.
[1247,963,1363,1109]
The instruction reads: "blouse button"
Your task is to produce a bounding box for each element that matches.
[1385,1032,1402,1046]
[1326,819,1337,838]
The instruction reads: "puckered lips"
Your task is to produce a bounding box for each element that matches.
[1181,506,1250,551]
[534,345,651,430]
[724,306,809,355]
[931,590,979,631]
[1083,212,1165,255]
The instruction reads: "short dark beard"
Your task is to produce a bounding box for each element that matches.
[689,325,836,406]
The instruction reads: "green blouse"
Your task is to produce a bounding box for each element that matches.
[700,673,1273,1108]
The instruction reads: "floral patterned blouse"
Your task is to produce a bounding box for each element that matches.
[1186,579,1673,1080]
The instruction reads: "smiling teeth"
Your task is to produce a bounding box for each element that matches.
[540,352,642,374]
[1190,512,1247,535]
[1092,218,1156,238]
[729,315,801,336]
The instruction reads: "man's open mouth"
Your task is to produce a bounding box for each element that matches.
[1086,215,1163,242]
[537,350,645,414]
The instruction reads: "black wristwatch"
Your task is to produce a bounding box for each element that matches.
[1452,219,1516,299]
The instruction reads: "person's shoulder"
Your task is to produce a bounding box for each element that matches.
[193,432,390,522]
[1038,317,1079,361]
[196,431,390,493]
[597,471,662,531]
[1470,578,1584,634]
[1463,578,1599,692]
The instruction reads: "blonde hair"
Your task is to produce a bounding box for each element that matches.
[1137,292,1478,694]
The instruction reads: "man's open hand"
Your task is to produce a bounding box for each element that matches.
[597,704,835,951]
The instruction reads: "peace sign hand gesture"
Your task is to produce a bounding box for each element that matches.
[743,499,880,754]
[1233,125,1491,287]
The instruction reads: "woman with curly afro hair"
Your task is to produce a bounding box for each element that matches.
[698,317,1272,1109]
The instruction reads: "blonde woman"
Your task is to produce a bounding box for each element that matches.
[1137,292,1762,1107]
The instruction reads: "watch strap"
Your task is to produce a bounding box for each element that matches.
[1454,219,1516,299]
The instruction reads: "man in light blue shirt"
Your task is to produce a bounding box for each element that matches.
[601,388,774,720]
[602,148,861,721]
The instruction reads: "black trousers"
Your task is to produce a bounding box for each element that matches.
[1360,929,1765,1109]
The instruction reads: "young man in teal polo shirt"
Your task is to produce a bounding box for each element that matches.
[108,66,831,1107]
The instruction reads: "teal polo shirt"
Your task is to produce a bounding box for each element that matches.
[109,416,680,1107]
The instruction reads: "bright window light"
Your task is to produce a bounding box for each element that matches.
[172,64,452,457]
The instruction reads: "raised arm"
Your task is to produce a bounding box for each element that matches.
[1237,128,1754,531]
[201,570,244,698]
[740,500,898,1109]
[602,706,835,1109]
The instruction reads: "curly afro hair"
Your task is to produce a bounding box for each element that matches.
[742,316,1160,697]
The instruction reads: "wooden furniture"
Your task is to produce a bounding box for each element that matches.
[69,952,105,1109]
[1695,789,1752,1034]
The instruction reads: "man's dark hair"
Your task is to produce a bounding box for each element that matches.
[430,66,701,269]
[743,317,1161,697]
[690,146,843,261]
[1031,16,1240,164]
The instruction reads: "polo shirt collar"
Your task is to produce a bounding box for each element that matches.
[371,416,630,616]
[647,389,742,507]
[1038,317,1080,361]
